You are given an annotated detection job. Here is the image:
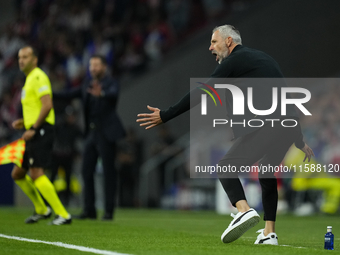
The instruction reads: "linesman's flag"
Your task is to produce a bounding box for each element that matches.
[0,139,26,167]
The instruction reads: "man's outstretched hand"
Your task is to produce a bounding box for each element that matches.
[300,143,315,162]
[137,105,163,129]
[87,80,103,97]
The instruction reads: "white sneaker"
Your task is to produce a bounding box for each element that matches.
[254,229,278,245]
[221,208,260,243]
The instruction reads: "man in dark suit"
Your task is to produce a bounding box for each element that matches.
[55,55,125,220]
[136,25,314,244]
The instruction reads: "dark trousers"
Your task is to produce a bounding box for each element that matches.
[82,130,117,216]
[50,154,74,205]
[218,123,301,221]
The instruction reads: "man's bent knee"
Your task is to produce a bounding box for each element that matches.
[29,167,44,181]
[12,166,26,180]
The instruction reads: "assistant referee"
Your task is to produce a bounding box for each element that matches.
[11,46,71,225]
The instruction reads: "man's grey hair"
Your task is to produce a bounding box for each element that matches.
[213,25,242,45]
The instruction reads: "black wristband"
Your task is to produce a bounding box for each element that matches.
[30,126,36,131]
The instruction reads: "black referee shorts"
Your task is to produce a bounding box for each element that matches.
[22,123,55,170]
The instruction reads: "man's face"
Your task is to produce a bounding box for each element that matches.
[209,31,229,64]
[18,47,37,73]
[89,58,106,79]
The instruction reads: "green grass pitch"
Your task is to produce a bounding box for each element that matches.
[0,207,338,255]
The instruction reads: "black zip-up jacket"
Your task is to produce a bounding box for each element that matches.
[54,74,126,142]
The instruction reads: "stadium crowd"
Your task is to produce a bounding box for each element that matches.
[0,0,255,207]
[0,0,252,145]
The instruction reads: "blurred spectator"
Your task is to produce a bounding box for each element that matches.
[150,125,182,205]
[83,33,114,68]
[67,2,92,33]
[0,92,19,142]
[144,25,163,63]
[50,106,82,206]
[49,67,68,92]
[166,0,191,36]
[117,128,143,207]
[201,0,225,19]
[120,42,146,75]
[285,146,340,215]
[61,43,84,87]
[144,16,174,65]
[0,25,25,72]
[0,93,18,127]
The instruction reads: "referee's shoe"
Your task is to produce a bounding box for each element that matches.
[51,215,72,225]
[25,207,52,224]
[221,208,260,243]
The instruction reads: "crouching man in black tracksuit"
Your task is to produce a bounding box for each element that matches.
[136,25,314,245]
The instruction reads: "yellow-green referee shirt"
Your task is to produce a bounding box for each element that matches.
[21,67,55,130]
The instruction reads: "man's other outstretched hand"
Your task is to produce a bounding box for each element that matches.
[137,105,163,129]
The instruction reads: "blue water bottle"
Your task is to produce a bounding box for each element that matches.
[325,226,334,250]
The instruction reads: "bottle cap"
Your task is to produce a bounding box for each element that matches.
[327,226,332,228]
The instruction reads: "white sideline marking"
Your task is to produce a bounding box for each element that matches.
[280,245,306,249]
[0,234,131,255]
[242,237,307,248]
